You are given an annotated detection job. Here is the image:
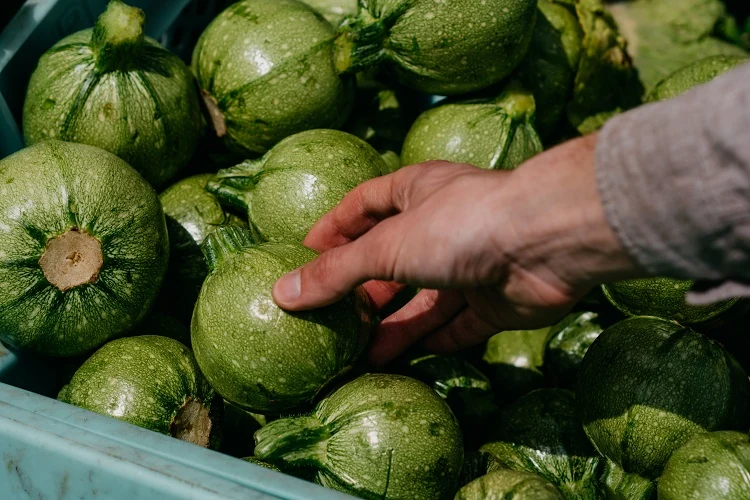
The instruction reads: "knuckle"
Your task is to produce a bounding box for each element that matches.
[305,252,337,289]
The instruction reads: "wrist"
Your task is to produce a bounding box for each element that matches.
[501,134,643,291]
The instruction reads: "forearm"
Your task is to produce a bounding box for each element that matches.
[596,62,750,301]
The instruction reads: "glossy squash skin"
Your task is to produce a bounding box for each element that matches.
[191,227,370,413]
[61,335,224,449]
[192,0,354,155]
[255,374,464,499]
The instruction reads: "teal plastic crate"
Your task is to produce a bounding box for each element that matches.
[0,381,351,499]
[0,1,346,498]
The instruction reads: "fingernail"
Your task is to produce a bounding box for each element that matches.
[274,269,301,303]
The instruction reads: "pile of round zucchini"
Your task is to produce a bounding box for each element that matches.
[2,0,748,498]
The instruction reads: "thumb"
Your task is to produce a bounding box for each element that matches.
[272,217,402,310]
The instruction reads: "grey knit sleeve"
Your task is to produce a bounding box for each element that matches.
[595,62,750,304]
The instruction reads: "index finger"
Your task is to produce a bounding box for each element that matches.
[303,161,477,252]
[302,173,401,252]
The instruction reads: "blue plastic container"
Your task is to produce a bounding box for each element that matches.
[0,2,348,497]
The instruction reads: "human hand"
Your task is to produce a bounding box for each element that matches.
[272,134,641,365]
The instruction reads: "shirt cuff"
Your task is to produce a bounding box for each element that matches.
[595,62,750,283]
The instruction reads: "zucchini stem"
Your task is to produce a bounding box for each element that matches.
[39,228,103,292]
[206,160,266,214]
[169,397,213,448]
[92,0,146,73]
[254,416,330,468]
[334,18,389,75]
[205,180,251,214]
[201,226,256,271]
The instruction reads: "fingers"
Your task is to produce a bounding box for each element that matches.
[303,173,401,252]
[303,162,460,252]
[368,289,466,366]
[273,217,404,310]
[362,280,407,311]
[421,308,498,354]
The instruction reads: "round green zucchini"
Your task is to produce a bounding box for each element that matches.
[23,0,202,187]
[334,0,538,95]
[0,140,168,356]
[254,373,464,499]
[648,54,747,101]
[207,129,385,244]
[192,0,354,155]
[480,389,603,499]
[456,470,565,500]
[658,430,750,499]
[577,316,750,479]
[401,83,543,170]
[191,226,371,413]
[480,326,550,404]
[601,277,745,331]
[60,335,223,449]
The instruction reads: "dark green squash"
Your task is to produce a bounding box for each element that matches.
[254,374,464,499]
[401,83,543,170]
[207,129,385,244]
[577,316,750,479]
[480,327,550,404]
[60,335,223,449]
[544,311,603,388]
[480,389,603,499]
[0,140,168,357]
[192,0,354,155]
[601,277,746,332]
[334,0,538,95]
[23,0,203,187]
[191,226,371,413]
[658,430,750,499]
[159,173,246,321]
